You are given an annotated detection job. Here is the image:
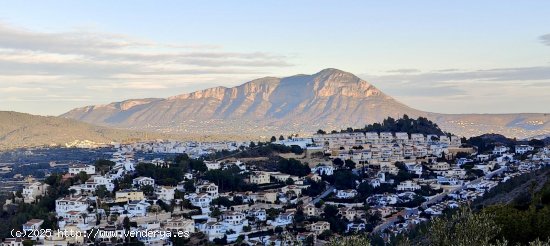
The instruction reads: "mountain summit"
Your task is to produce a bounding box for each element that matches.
[62,69,550,138]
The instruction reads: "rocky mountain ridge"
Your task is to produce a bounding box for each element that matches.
[61,68,550,139]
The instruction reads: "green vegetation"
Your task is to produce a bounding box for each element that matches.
[463,134,517,153]
[303,178,327,197]
[0,111,172,151]
[0,173,77,238]
[277,158,311,177]
[232,143,304,158]
[322,204,349,234]
[94,159,116,175]
[204,166,257,192]
[135,154,207,186]
[327,115,447,136]
[483,179,550,245]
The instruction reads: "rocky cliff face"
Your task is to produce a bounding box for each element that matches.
[62,68,550,138]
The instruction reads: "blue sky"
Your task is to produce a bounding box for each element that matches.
[0,1,549,115]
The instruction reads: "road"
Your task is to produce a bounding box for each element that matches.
[373,166,507,233]
[372,208,418,233]
[311,184,334,204]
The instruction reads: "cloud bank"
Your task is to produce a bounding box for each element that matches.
[0,22,292,115]
[360,67,550,114]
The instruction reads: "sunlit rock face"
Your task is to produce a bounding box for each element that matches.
[62,68,550,139]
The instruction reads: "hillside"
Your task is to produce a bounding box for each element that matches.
[61,68,550,139]
[0,111,174,150]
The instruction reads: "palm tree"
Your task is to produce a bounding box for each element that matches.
[80,212,88,224]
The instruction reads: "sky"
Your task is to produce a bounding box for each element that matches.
[0,1,549,115]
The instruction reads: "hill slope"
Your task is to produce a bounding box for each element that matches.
[0,111,171,150]
[61,68,550,138]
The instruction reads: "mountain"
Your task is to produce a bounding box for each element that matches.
[61,68,550,139]
[0,111,175,150]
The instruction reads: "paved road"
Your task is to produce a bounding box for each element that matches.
[311,184,334,204]
[373,167,508,233]
[372,208,418,233]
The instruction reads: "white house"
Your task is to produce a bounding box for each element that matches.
[493,146,509,155]
[370,179,381,188]
[278,138,313,149]
[405,163,423,176]
[155,186,176,202]
[205,161,221,170]
[312,165,335,176]
[515,145,534,154]
[309,221,330,235]
[477,154,490,162]
[202,222,225,241]
[396,180,421,191]
[22,182,49,203]
[190,193,212,212]
[248,208,267,221]
[90,175,115,192]
[55,196,89,217]
[196,182,219,198]
[249,171,270,184]
[68,164,96,176]
[221,211,248,233]
[125,200,150,217]
[335,189,358,199]
[22,219,44,232]
[164,218,195,233]
[133,176,155,188]
[269,212,294,227]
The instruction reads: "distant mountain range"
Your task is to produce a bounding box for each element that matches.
[0,111,173,150]
[60,68,550,139]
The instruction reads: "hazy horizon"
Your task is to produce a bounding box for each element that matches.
[1,1,549,115]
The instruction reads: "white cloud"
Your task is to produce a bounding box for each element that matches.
[360,67,550,113]
[0,22,294,115]
[0,87,44,93]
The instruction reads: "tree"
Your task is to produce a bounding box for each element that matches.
[323,204,339,218]
[95,185,109,198]
[427,207,500,246]
[212,197,233,208]
[305,235,315,246]
[270,136,277,142]
[140,185,154,196]
[294,206,305,225]
[211,207,222,218]
[303,178,326,197]
[94,159,116,174]
[285,178,295,185]
[123,216,131,230]
[344,159,356,169]
[528,139,545,148]
[326,235,371,246]
[317,230,332,240]
[213,235,227,245]
[22,240,34,246]
[277,158,311,177]
[333,170,358,190]
[290,145,304,155]
[357,182,374,199]
[332,158,344,168]
[317,129,327,134]
[184,180,195,192]
[77,171,89,183]
[279,135,285,141]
